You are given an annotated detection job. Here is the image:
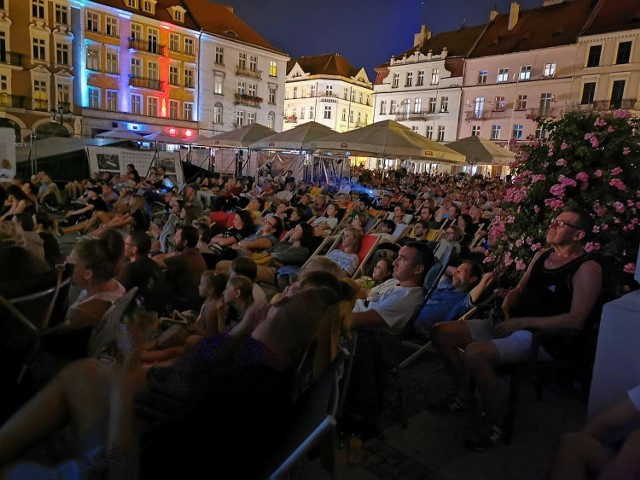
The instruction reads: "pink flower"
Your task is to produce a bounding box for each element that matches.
[560,141,569,150]
[585,242,601,253]
[531,242,542,252]
[594,170,603,177]
[614,109,630,118]
[628,200,636,207]
[515,259,527,271]
[515,238,524,247]
[613,201,625,213]
[611,167,623,176]
[575,172,589,182]
[602,224,609,231]
[556,158,567,166]
[544,198,565,209]
[550,184,565,197]
[590,136,600,148]
[548,148,555,157]
[584,133,593,140]
[623,263,637,274]
[610,178,627,190]
[594,118,607,127]
[526,236,533,245]
[534,205,540,213]
[607,126,615,133]
[623,147,631,155]
[592,225,600,233]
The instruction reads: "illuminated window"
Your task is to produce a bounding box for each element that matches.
[169,33,180,53]
[519,65,531,81]
[543,63,556,77]
[494,96,505,111]
[32,38,46,61]
[513,124,523,139]
[497,68,509,82]
[106,90,118,111]
[55,43,69,65]
[87,47,100,70]
[414,98,422,113]
[55,4,69,25]
[131,94,142,115]
[215,47,224,65]
[431,68,439,85]
[169,99,178,119]
[417,70,424,86]
[213,103,223,124]
[478,70,488,84]
[440,96,449,112]
[86,11,100,33]
[88,87,100,109]
[269,61,277,77]
[214,71,224,95]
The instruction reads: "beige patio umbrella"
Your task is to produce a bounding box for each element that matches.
[96,128,146,141]
[193,123,274,148]
[446,135,516,166]
[311,120,465,163]
[249,121,335,152]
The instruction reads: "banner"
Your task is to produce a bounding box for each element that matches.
[256,151,304,180]
[0,128,16,182]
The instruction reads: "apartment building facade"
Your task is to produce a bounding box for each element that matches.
[284,53,373,133]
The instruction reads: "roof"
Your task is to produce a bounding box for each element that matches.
[287,53,363,78]
[470,0,595,58]
[91,0,285,54]
[581,0,640,36]
[401,24,487,60]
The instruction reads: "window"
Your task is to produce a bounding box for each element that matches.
[235,110,245,126]
[323,105,331,119]
[414,98,422,113]
[169,99,179,119]
[405,72,413,87]
[580,82,596,105]
[106,16,118,37]
[543,63,556,77]
[340,108,346,122]
[516,94,527,110]
[325,85,333,96]
[379,100,387,115]
[55,4,69,25]
[213,103,223,124]
[148,61,159,81]
[87,11,100,33]
[417,70,424,86]
[497,68,509,82]
[106,90,117,111]
[477,70,488,84]
[33,80,47,109]
[88,87,100,109]
[0,75,7,92]
[32,0,45,19]
[292,86,298,99]
[249,55,257,72]
[437,125,445,141]
[343,87,349,100]
[247,112,255,124]
[184,69,194,88]
[238,53,246,70]
[56,43,69,65]
[428,97,436,113]
[87,47,100,70]
[519,65,531,80]
[147,28,159,54]
[182,102,193,122]
[142,0,155,13]
[173,9,182,22]
[425,125,433,139]
[131,94,142,115]
[309,105,315,119]
[130,23,142,41]
[32,38,46,61]
[512,124,523,139]
[440,96,449,112]
[474,97,485,118]
[587,45,602,67]
[300,107,305,120]
[539,93,553,116]
[215,47,224,65]
[237,81,246,95]
[348,110,353,123]
[269,61,277,77]
[616,41,632,64]
[310,85,316,97]
[184,38,194,55]
[610,80,625,109]
[169,65,179,85]
[106,50,118,73]
[535,125,545,140]
[268,86,276,104]
[471,125,481,136]
[431,68,439,85]
[248,83,257,97]
[401,98,410,113]
[214,72,224,95]
[390,100,397,114]
[411,126,419,133]
[392,73,399,88]
[126,0,137,7]
[491,124,501,140]
[56,83,70,104]
[267,111,275,129]
[169,33,180,53]
[147,96,158,116]
[130,58,142,78]
[494,96,505,111]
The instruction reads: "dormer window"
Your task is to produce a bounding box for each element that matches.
[125,0,138,8]
[142,0,156,14]
[168,6,186,23]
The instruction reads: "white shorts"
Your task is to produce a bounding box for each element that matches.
[465,318,552,364]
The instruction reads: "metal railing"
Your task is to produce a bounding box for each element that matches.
[128,77,163,90]
[128,38,166,55]
[236,66,262,80]
[0,94,26,108]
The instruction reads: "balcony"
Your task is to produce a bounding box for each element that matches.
[0,51,24,67]
[592,98,637,111]
[526,107,557,120]
[234,93,263,108]
[465,110,488,120]
[395,111,433,121]
[236,66,262,80]
[128,38,166,56]
[32,98,49,111]
[0,94,26,108]
[129,76,163,90]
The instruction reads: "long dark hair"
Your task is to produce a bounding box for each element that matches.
[298,222,314,249]
[235,209,256,237]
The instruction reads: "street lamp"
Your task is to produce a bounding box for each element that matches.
[50,103,73,124]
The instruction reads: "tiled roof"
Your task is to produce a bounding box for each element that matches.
[470,0,595,58]
[90,0,285,53]
[581,0,640,36]
[287,53,363,78]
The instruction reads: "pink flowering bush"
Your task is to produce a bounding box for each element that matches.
[489,110,640,294]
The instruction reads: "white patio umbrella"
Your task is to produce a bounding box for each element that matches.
[249,121,335,152]
[446,135,517,166]
[96,128,146,141]
[144,131,188,144]
[194,123,274,148]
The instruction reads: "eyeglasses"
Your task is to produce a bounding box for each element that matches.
[550,219,581,230]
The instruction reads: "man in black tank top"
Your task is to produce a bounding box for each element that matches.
[430,208,602,450]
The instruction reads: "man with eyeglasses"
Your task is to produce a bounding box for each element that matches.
[430,207,602,451]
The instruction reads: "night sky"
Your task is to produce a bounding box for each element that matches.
[220,0,542,78]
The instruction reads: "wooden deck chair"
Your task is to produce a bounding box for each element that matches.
[391,223,410,241]
[426,218,451,242]
[309,187,323,197]
[301,235,339,269]
[351,234,381,279]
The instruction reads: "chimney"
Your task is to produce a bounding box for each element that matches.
[489,5,499,21]
[508,2,520,31]
[413,24,431,48]
[224,5,234,13]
